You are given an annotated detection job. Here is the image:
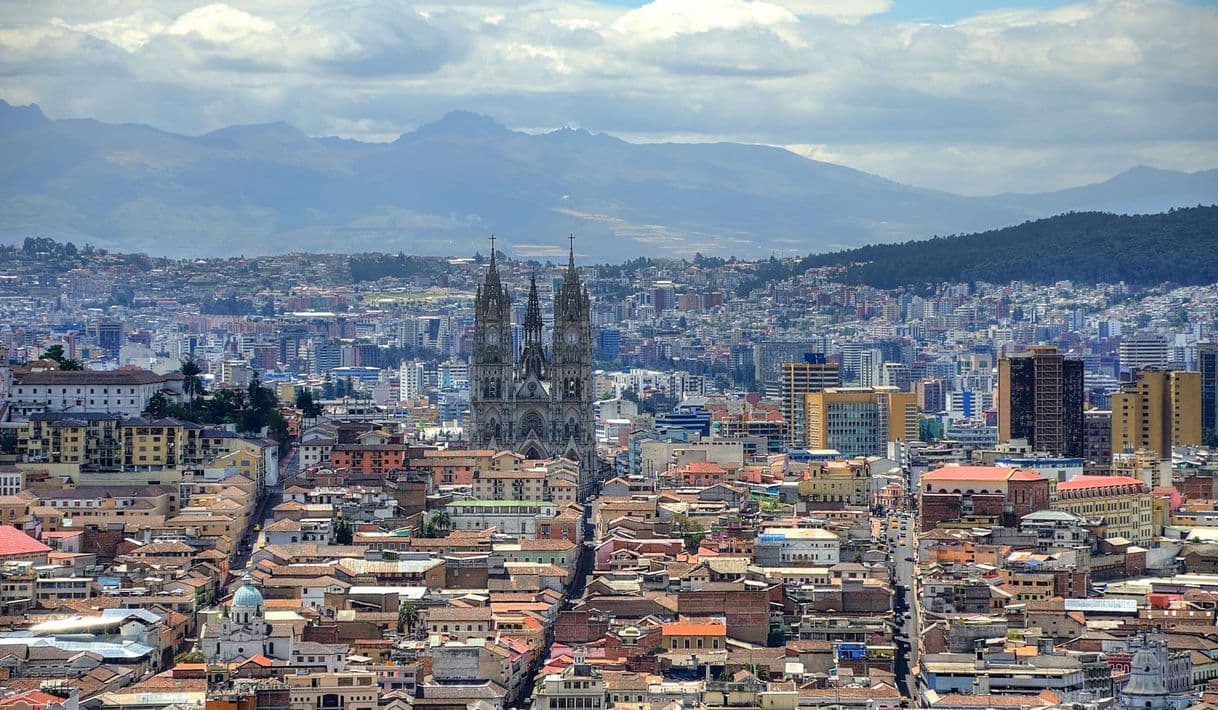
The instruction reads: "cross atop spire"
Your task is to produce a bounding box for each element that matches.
[478,234,508,321]
[567,234,576,273]
[485,234,500,282]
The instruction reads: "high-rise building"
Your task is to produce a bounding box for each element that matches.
[1200,343,1217,437]
[399,361,424,402]
[1111,369,1202,459]
[917,378,948,414]
[804,386,918,456]
[418,316,443,349]
[1083,409,1112,471]
[780,355,841,447]
[309,339,342,375]
[881,362,912,391]
[1119,334,1169,373]
[596,328,621,360]
[998,345,1084,457]
[94,320,123,359]
[754,340,818,387]
[857,348,885,387]
[470,239,597,495]
[397,318,419,349]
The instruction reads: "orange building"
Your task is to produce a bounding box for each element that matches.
[680,462,728,487]
[661,621,728,653]
[328,444,407,475]
[409,449,492,488]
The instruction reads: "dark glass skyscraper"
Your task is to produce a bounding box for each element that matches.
[1200,343,1217,437]
[998,345,1084,457]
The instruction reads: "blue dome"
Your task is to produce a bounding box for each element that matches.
[232,576,263,608]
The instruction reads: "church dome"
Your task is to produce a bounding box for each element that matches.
[1122,646,1168,697]
[232,574,263,608]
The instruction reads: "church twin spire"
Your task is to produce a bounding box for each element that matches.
[470,234,596,493]
[475,234,509,324]
[557,233,587,322]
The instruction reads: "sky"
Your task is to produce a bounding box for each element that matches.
[0,0,1216,194]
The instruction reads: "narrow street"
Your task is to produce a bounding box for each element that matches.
[515,518,596,704]
[225,444,294,593]
[891,513,920,702]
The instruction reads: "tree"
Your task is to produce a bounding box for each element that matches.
[180,358,204,413]
[0,430,17,455]
[398,601,420,635]
[431,511,451,533]
[670,513,705,554]
[146,392,173,418]
[40,344,83,371]
[295,389,323,418]
[174,650,205,663]
[334,518,353,545]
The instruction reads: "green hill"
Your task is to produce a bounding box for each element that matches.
[797,206,1218,289]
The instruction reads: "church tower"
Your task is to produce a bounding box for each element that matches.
[551,236,597,496]
[470,237,513,451]
[514,275,552,460]
[470,236,598,497]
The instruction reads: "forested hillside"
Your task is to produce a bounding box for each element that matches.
[798,207,1218,288]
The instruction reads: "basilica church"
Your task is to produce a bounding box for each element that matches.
[470,238,598,497]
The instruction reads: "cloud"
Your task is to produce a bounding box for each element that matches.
[50,9,172,51]
[292,1,470,76]
[770,0,891,21]
[611,0,799,41]
[0,0,1214,192]
[162,4,277,43]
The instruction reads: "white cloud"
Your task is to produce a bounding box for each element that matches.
[771,0,890,21]
[611,0,799,40]
[50,9,171,51]
[0,0,1214,193]
[162,4,277,43]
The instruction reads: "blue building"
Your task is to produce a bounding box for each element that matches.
[597,328,622,360]
[655,403,712,437]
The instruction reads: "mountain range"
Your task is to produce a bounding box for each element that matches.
[1,99,1215,261]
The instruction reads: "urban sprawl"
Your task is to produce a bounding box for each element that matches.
[0,238,1217,710]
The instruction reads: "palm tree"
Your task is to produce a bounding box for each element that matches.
[180,357,204,414]
[398,601,419,635]
[431,511,451,533]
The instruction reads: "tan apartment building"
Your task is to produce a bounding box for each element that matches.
[1111,368,1202,459]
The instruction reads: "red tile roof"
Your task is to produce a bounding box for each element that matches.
[2,690,66,707]
[0,526,51,557]
[683,462,726,473]
[661,621,727,636]
[923,466,1044,482]
[1057,475,1146,491]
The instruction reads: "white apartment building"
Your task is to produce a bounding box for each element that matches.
[5,369,184,421]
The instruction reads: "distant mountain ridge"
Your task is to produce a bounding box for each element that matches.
[1,99,1216,260]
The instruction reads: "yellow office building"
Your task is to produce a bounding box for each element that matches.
[1111,369,1201,459]
[804,387,918,456]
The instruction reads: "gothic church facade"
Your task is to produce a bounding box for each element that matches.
[470,240,597,497]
